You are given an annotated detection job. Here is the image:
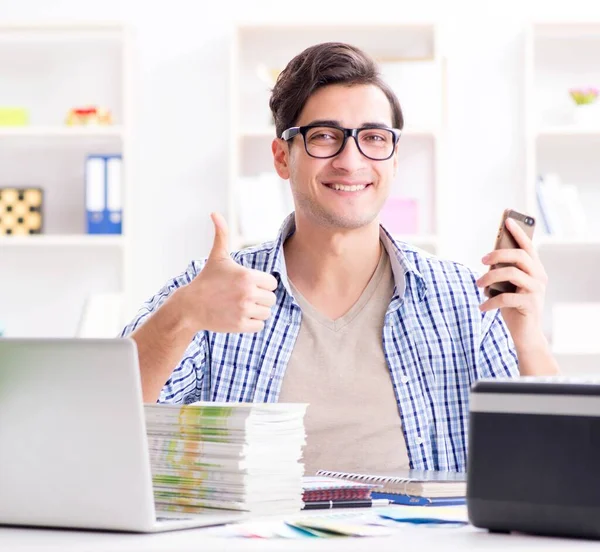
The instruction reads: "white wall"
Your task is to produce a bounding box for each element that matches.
[2,0,600,313]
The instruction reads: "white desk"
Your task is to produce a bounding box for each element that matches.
[0,523,598,551]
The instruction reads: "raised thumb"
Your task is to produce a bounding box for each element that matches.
[208,212,230,261]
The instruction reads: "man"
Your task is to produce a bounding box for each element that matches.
[121,42,559,474]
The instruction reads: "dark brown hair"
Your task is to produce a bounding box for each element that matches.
[269,42,403,139]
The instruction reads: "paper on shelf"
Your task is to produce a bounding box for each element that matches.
[552,302,600,354]
[76,292,124,338]
[237,173,293,245]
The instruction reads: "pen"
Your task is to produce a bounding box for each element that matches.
[302,499,391,510]
[380,516,468,527]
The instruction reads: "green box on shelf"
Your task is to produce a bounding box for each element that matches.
[0,107,29,126]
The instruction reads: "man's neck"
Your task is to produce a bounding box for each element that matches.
[283,217,383,306]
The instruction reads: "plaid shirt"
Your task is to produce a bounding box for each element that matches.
[121,214,519,471]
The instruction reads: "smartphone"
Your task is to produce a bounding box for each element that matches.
[485,209,536,298]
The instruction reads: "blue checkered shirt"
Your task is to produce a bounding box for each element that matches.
[121,214,519,472]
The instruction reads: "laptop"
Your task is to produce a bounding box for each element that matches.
[467,376,600,539]
[0,337,246,533]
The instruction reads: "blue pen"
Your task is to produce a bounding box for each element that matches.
[380,515,467,526]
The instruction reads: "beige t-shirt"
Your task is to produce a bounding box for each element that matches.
[279,248,410,476]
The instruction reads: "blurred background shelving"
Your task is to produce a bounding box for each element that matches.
[525,22,600,374]
[0,22,133,338]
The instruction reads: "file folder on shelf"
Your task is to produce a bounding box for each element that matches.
[85,154,123,234]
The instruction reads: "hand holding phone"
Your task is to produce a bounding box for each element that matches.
[477,208,557,373]
[485,209,536,298]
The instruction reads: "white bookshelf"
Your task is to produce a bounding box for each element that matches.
[525,22,600,366]
[0,22,133,338]
[0,235,125,247]
[229,23,446,254]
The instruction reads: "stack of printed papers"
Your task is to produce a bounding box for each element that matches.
[144,402,308,515]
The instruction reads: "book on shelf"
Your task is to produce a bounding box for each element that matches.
[315,468,466,504]
[236,172,293,246]
[551,302,600,355]
[536,173,587,239]
[144,402,307,515]
[85,154,122,235]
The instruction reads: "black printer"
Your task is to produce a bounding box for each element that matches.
[467,377,600,539]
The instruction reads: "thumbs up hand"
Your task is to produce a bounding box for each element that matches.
[180,212,278,334]
[206,211,233,263]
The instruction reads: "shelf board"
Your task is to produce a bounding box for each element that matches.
[0,22,126,41]
[536,126,600,137]
[0,126,124,138]
[236,22,436,32]
[0,235,124,247]
[552,349,600,356]
[533,22,600,40]
[402,127,440,138]
[0,22,125,31]
[240,129,277,139]
[536,236,600,249]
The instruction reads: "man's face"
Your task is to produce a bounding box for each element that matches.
[275,83,398,231]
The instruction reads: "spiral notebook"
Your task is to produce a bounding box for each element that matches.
[315,469,466,504]
[302,476,379,503]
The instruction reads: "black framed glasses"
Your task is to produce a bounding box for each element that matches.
[281,124,402,161]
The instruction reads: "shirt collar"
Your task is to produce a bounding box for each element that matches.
[264,213,427,302]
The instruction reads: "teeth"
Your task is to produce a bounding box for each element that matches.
[331,184,367,192]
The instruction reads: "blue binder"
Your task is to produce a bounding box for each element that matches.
[85,154,122,234]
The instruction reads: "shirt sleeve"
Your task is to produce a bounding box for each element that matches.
[478,309,520,379]
[120,260,208,404]
[157,332,207,404]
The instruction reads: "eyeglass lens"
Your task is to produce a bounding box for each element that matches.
[304,127,395,159]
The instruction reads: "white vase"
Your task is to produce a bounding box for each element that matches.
[573,103,600,127]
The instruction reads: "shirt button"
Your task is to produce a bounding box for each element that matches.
[400,375,409,384]
[415,436,424,446]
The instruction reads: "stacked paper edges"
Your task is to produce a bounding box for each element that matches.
[144,402,308,515]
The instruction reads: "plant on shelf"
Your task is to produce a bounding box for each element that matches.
[569,87,599,106]
[569,87,600,127]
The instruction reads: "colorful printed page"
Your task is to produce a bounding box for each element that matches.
[286,517,395,537]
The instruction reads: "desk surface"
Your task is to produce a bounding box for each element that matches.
[1,523,598,551]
